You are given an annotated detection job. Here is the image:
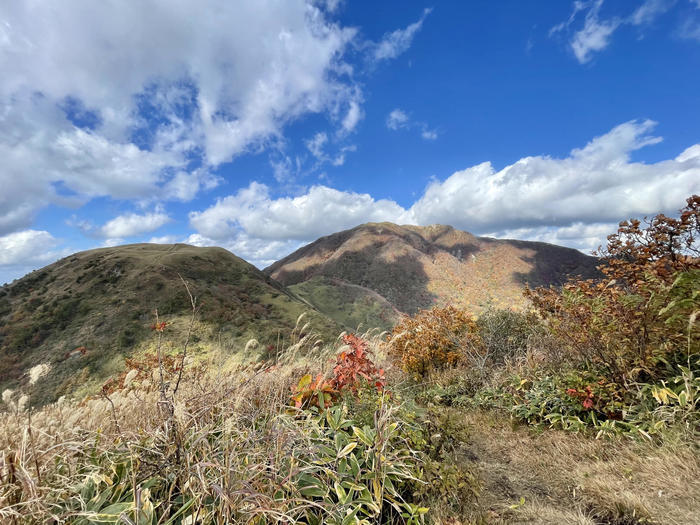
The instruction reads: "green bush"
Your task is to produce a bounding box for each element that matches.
[475,307,539,364]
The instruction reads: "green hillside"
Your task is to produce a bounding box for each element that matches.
[0,243,339,406]
[288,276,401,333]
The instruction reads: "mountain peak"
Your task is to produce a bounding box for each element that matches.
[265,222,599,315]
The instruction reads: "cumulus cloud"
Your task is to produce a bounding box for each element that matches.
[189,182,407,244]
[189,120,700,266]
[552,0,675,63]
[98,211,172,239]
[0,0,361,233]
[0,230,69,284]
[0,94,184,235]
[186,232,303,269]
[484,223,620,254]
[408,120,697,232]
[149,235,179,244]
[372,8,432,62]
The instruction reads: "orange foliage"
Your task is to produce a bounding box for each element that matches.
[290,333,386,410]
[597,194,699,286]
[386,305,480,377]
[333,334,385,393]
[100,353,184,395]
[150,321,168,332]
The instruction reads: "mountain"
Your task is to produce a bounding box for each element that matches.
[265,222,601,318]
[0,244,339,406]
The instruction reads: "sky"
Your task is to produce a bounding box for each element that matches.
[1,0,699,284]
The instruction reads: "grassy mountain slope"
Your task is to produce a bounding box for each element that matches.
[265,222,601,317]
[288,276,401,333]
[0,243,338,406]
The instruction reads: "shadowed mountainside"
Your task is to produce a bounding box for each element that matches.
[265,222,601,316]
[0,243,339,406]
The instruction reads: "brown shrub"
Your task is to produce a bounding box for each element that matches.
[526,194,700,382]
[386,305,481,378]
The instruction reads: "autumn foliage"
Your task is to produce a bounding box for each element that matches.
[290,333,386,409]
[387,305,481,378]
[526,195,700,382]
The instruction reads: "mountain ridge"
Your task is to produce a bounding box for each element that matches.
[265,222,601,315]
[0,243,340,406]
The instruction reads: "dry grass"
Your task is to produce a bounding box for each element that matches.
[451,410,700,525]
[0,325,427,524]
[2,319,697,524]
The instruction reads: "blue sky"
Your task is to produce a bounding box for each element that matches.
[1,0,699,284]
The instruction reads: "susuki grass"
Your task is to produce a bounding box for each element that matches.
[0,315,434,524]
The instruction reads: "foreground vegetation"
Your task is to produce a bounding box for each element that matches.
[1,197,698,523]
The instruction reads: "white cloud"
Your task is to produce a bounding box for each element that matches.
[332,145,357,166]
[630,0,675,26]
[189,120,700,267]
[341,100,363,133]
[101,238,125,247]
[373,8,432,62]
[408,120,699,232]
[149,235,179,244]
[0,0,360,232]
[484,222,620,255]
[550,1,591,35]
[186,232,302,269]
[163,170,220,202]
[313,0,344,14]
[98,211,172,239]
[386,108,438,140]
[679,3,700,40]
[0,230,60,266]
[552,0,675,63]
[306,132,329,159]
[0,230,69,284]
[421,129,438,141]
[570,1,621,63]
[386,109,410,130]
[0,94,184,235]
[304,131,356,168]
[189,182,407,243]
